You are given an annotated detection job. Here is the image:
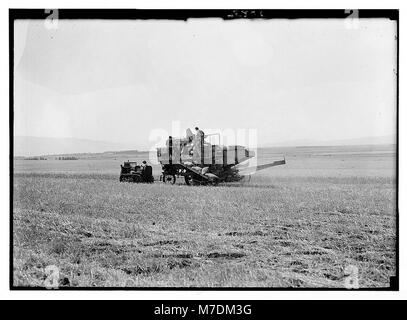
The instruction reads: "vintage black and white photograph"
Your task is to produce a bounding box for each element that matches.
[11,9,398,289]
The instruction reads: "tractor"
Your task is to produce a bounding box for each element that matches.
[119,161,154,183]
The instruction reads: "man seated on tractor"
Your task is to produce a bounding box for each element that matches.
[141,160,154,183]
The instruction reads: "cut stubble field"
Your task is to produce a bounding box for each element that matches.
[13,145,397,288]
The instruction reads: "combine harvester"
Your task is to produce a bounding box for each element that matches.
[157,128,285,186]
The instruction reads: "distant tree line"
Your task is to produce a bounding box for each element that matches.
[24,156,47,160]
[56,156,79,160]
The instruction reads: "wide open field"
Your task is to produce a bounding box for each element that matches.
[12,145,397,288]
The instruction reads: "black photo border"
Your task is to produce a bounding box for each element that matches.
[9,8,399,291]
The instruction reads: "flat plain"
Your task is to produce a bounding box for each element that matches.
[13,144,397,288]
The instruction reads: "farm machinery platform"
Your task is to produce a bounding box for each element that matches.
[157,128,286,186]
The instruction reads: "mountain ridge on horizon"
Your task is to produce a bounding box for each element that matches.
[14,136,138,157]
[14,134,396,157]
[259,133,396,148]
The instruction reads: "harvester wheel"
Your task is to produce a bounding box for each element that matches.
[209,178,219,186]
[192,178,204,186]
[184,174,193,185]
[163,174,176,184]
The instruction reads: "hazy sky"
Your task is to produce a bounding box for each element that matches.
[14,18,397,149]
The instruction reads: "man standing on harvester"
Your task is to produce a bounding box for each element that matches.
[193,127,205,164]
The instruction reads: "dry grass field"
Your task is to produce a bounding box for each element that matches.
[12,145,397,288]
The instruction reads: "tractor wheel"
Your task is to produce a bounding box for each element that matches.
[120,175,131,182]
[163,174,176,184]
[132,174,142,183]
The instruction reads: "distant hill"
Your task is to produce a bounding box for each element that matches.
[14,136,136,157]
[15,134,396,157]
[261,134,396,148]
